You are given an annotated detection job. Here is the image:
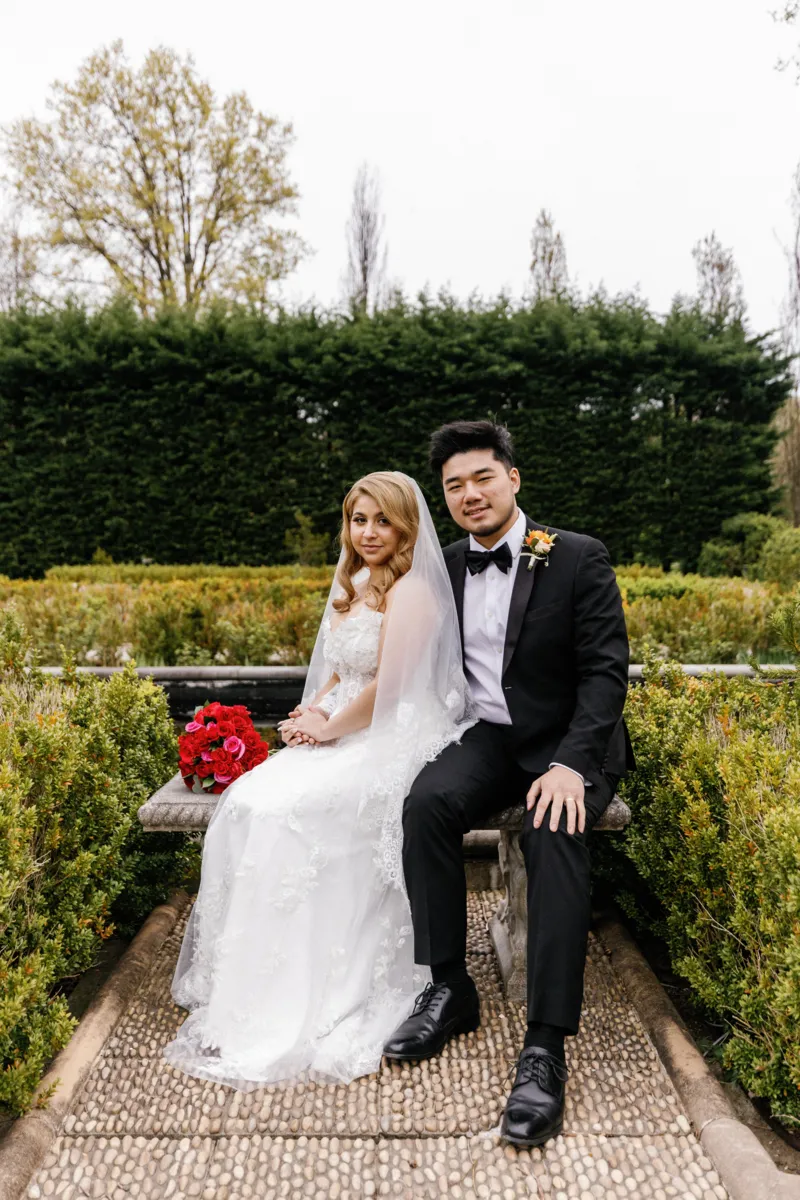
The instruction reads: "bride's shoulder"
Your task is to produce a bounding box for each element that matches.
[383,573,437,621]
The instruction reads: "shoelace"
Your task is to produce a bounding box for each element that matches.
[507,1051,570,1095]
[411,982,451,1015]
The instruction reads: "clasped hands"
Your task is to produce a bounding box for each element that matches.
[278,705,331,747]
[526,765,586,836]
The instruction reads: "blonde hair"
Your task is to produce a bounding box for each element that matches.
[333,472,419,614]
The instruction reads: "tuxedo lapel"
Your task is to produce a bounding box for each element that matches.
[446,546,467,656]
[502,512,539,677]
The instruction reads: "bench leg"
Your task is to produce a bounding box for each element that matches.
[488,828,527,1004]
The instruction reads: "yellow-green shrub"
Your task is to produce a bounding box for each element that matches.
[44,564,335,584]
[617,573,785,661]
[613,659,800,1120]
[0,564,792,666]
[0,573,331,666]
[757,526,800,590]
[0,610,189,1114]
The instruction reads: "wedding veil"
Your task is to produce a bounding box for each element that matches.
[301,473,476,890]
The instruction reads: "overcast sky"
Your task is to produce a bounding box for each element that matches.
[3,0,800,335]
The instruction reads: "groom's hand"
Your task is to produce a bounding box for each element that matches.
[527,766,586,835]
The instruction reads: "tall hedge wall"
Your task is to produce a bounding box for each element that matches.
[0,295,789,578]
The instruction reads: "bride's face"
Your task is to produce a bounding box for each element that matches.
[350,493,401,567]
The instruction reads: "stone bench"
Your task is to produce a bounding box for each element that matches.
[139,772,630,1002]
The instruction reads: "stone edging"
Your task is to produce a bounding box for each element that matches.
[0,891,190,1200]
[595,915,800,1200]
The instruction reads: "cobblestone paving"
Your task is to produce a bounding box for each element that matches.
[27,892,728,1200]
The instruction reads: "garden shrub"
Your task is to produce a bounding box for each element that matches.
[617,574,785,662]
[45,563,334,584]
[756,525,800,590]
[1,564,792,666]
[0,610,190,1114]
[697,512,788,579]
[0,572,331,666]
[611,656,800,1121]
[696,539,743,578]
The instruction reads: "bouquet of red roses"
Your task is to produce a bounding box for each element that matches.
[178,701,269,794]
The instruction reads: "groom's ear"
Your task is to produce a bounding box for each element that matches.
[510,467,521,493]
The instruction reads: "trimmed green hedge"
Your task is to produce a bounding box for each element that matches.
[0,296,790,578]
[0,610,193,1114]
[1,564,791,666]
[604,655,800,1121]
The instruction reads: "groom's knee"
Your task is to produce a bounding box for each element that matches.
[403,778,459,839]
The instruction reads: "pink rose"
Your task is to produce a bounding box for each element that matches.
[223,735,246,760]
[201,751,214,762]
[185,720,203,732]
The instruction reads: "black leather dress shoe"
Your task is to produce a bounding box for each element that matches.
[499,1045,569,1148]
[382,980,481,1061]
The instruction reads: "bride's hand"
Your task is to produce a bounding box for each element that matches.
[290,709,331,744]
[278,706,307,746]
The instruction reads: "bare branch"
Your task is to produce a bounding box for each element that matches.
[529,208,569,301]
[691,231,746,325]
[345,163,387,315]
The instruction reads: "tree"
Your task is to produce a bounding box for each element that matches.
[772,165,800,524]
[772,396,800,524]
[691,231,745,324]
[2,41,305,313]
[345,163,387,314]
[0,213,38,311]
[528,208,569,301]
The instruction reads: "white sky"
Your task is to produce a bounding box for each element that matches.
[3,0,800,334]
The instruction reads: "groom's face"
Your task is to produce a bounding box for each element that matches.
[441,450,520,539]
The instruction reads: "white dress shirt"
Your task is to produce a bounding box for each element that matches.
[462,508,587,786]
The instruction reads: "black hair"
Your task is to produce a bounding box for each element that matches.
[428,419,515,476]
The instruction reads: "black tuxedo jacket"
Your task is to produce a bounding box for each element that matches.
[444,514,635,787]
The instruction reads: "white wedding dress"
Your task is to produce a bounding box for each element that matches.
[165,608,431,1087]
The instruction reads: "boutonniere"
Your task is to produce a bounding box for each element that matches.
[521,528,559,570]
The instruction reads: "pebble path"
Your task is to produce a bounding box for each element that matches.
[26,891,729,1199]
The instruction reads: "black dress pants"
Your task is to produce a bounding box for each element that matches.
[402,721,618,1034]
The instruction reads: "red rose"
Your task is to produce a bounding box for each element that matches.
[243,745,268,769]
[196,762,215,779]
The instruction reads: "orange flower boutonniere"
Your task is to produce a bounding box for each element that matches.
[521,528,559,570]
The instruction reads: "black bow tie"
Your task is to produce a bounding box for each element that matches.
[465,543,513,576]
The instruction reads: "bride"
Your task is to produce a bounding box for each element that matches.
[164,471,476,1087]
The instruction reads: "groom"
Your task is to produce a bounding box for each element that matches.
[382,420,634,1148]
